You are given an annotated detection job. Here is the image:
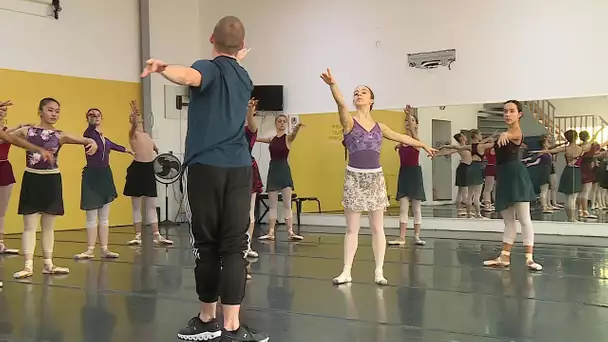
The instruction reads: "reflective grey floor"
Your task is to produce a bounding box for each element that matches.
[1,225,608,341]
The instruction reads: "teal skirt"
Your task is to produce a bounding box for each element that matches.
[537,163,551,186]
[455,163,469,187]
[266,159,294,191]
[81,166,118,210]
[396,165,426,201]
[495,161,536,212]
[558,166,582,195]
[467,161,484,186]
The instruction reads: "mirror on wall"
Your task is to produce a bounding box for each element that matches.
[250,94,608,225]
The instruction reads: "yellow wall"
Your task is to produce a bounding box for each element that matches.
[0,69,140,233]
[290,110,406,212]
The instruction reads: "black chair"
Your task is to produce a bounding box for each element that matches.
[255,193,322,234]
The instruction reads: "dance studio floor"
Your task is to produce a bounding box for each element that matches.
[1,225,608,342]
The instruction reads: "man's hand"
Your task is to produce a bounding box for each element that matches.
[141,59,168,78]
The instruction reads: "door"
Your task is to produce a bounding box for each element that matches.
[432,119,452,201]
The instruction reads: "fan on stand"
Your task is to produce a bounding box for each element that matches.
[153,151,182,226]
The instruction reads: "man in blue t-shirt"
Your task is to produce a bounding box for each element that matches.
[140,16,268,342]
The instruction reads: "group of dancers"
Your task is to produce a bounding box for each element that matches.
[0,98,173,288]
[0,14,565,342]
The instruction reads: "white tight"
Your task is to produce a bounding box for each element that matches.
[482,176,495,203]
[468,184,483,213]
[549,173,558,205]
[343,209,386,271]
[500,202,534,246]
[131,196,157,225]
[399,197,421,224]
[581,183,593,200]
[0,184,13,238]
[565,193,578,211]
[22,213,57,260]
[85,203,111,248]
[456,187,468,209]
[268,187,293,221]
[539,184,549,208]
[249,193,256,224]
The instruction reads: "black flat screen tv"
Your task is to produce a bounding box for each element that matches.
[251,85,283,111]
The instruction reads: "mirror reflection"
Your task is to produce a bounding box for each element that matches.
[249,95,608,225]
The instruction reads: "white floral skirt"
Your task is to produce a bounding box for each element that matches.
[342,167,389,212]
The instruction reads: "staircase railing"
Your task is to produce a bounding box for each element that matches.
[524,100,557,138]
[554,115,608,144]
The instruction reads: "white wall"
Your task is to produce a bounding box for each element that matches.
[148,0,205,221]
[417,105,482,203]
[0,0,140,82]
[199,0,608,113]
[552,96,608,119]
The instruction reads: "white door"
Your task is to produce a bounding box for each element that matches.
[432,120,453,201]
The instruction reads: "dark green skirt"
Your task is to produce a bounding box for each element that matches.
[455,163,469,187]
[467,161,484,186]
[558,166,582,195]
[537,163,551,186]
[396,165,426,201]
[495,161,536,212]
[81,166,118,210]
[266,159,294,191]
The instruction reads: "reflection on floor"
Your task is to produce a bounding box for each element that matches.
[1,225,608,341]
[325,202,608,223]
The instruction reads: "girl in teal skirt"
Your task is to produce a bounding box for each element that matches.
[257,114,305,241]
[532,129,583,221]
[388,105,427,246]
[437,133,471,217]
[483,100,542,271]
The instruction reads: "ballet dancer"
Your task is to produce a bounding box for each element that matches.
[522,136,553,213]
[12,97,99,279]
[124,101,173,246]
[245,98,262,260]
[483,100,542,271]
[482,145,497,212]
[140,16,269,342]
[547,137,566,209]
[437,133,471,217]
[257,115,304,241]
[0,100,38,256]
[388,105,427,246]
[532,130,582,221]
[595,149,608,209]
[578,131,600,218]
[320,68,436,286]
[0,100,58,287]
[75,108,133,260]
[439,131,495,217]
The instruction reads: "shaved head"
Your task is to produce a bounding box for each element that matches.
[212,16,245,55]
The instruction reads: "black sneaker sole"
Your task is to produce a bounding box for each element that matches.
[177,331,222,341]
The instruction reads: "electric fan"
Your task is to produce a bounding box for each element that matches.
[153,151,182,225]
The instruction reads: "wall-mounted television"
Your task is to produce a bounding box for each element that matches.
[251,85,283,111]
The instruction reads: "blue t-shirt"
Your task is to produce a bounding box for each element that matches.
[183,56,253,168]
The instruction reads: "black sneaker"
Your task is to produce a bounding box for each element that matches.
[219,325,269,342]
[177,317,222,341]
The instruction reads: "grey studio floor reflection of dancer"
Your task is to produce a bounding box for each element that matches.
[320,68,436,286]
[483,100,542,272]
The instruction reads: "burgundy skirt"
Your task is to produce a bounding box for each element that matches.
[484,164,496,178]
[251,159,263,193]
[0,161,16,186]
[581,163,596,184]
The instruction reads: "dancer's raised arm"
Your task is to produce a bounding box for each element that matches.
[379,123,437,157]
[321,69,354,132]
